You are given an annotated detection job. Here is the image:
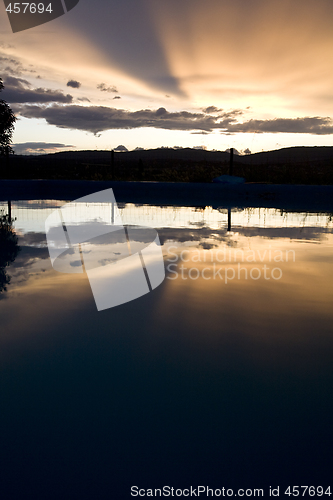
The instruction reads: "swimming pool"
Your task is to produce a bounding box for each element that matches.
[1,196,332,498]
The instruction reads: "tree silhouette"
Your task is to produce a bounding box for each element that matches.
[0,78,16,156]
[0,213,20,296]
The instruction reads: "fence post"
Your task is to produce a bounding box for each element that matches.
[111,150,115,179]
[229,148,234,176]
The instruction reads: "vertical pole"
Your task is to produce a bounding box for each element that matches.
[227,208,231,232]
[8,200,11,221]
[229,148,234,176]
[111,149,115,180]
[111,201,114,224]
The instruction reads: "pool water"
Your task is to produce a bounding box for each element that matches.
[1,200,333,498]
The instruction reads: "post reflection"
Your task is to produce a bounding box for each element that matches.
[0,202,20,296]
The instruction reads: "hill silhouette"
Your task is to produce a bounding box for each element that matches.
[2,146,333,184]
[36,145,333,164]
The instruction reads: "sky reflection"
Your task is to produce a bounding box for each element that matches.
[0,199,333,495]
[0,199,332,355]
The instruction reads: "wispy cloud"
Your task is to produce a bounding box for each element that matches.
[0,54,25,76]
[13,142,74,154]
[97,83,118,93]
[202,106,223,114]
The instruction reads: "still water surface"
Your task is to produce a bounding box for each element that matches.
[0,200,332,498]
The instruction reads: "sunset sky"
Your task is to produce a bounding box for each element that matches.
[0,0,332,154]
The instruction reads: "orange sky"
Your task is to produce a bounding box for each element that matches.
[0,0,332,153]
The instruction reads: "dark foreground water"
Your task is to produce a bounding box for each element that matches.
[0,200,332,499]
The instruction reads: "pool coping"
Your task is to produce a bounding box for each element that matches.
[1,179,333,212]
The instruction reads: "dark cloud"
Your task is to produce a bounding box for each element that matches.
[18,233,47,246]
[155,107,167,116]
[113,96,121,100]
[3,75,31,88]
[14,103,333,136]
[9,245,49,274]
[67,80,81,88]
[226,117,333,135]
[97,83,118,93]
[158,224,333,247]
[2,75,73,104]
[14,104,240,133]
[203,106,223,114]
[13,142,74,154]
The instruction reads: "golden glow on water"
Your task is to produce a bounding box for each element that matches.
[0,268,92,366]
[1,201,333,369]
[150,231,333,368]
